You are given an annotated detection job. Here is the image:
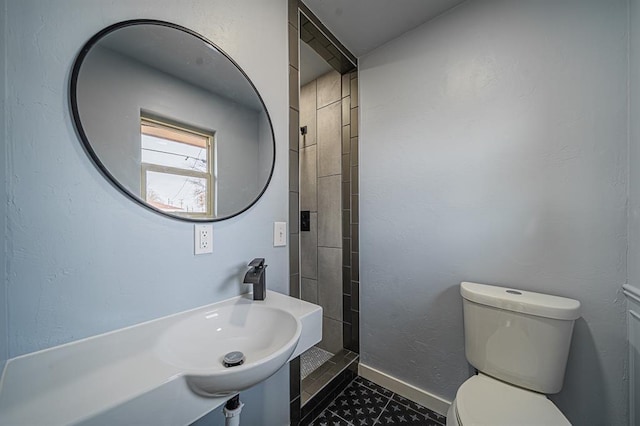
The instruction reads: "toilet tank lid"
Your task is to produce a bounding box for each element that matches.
[460,282,581,320]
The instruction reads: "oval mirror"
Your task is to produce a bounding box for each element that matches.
[70,20,275,222]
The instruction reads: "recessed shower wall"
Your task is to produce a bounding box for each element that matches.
[300,70,344,354]
[288,3,359,423]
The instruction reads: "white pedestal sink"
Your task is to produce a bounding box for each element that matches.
[156,300,301,396]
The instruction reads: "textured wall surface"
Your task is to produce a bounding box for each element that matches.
[359,0,628,424]
[0,0,8,374]
[631,0,640,291]
[4,0,289,424]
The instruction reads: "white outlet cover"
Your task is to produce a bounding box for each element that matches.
[274,222,287,247]
[194,224,213,254]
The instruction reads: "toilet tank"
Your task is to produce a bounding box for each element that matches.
[461,282,580,394]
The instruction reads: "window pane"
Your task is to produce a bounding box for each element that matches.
[145,170,208,214]
[142,134,208,173]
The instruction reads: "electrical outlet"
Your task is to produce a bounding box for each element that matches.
[194,224,213,254]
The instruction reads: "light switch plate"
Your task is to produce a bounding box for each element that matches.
[274,222,287,247]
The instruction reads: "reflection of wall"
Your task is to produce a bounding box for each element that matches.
[78,46,263,217]
[3,1,288,425]
[360,0,627,424]
[300,70,343,354]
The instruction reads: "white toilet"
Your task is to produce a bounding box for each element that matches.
[446,281,581,426]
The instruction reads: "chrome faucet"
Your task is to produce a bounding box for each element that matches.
[243,258,267,300]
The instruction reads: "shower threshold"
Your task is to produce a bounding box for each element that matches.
[301,349,359,406]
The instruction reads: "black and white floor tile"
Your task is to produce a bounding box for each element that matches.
[307,376,446,426]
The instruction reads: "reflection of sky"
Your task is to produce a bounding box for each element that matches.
[146,171,206,212]
[141,134,207,172]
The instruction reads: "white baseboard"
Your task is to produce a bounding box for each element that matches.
[358,363,451,416]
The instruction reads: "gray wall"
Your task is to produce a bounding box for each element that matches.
[4,0,289,424]
[359,0,628,424]
[78,46,263,218]
[300,70,344,354]
[0,0,8,373]
[631,0,640,292]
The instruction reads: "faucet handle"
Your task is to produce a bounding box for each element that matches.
[248,258,265,269]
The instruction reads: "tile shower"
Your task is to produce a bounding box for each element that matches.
[288,2,360,423]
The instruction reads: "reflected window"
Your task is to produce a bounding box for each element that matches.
[140,116,214,217]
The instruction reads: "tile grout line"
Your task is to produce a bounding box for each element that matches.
[326,408,355,426]
[393,395,447,425]
[371,394,394,425]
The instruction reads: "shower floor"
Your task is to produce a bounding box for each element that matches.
[301,346,334,379]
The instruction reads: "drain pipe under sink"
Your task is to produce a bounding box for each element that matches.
[223,395,244,426]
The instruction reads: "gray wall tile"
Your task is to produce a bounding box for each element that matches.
[342,97,350,125]
[342,182,350,209]
[351,194,358,224]
[318,316,343,354]
[288,0,298,28]
[350,137,358,166]
[318,175,342,248]
[301,278,318,304]
[342,74,350,98]
[349,106,358,137]
[289,273,300,298]
[289,232,299,276]
[351,166,358,194]
[300,81,316,148]
[318,247,342,321]
[350,78,358,107]
[342,154,350,182]
[301,212,318,279]
[289,150,299,192]
[317,101,341,177]
[288,23,299,69]
[289,66,299,110]
[299,145,317,211]
[289,108,299,152]
[289,191,299,234]
[316,70,341,108]
[342,125,350,154]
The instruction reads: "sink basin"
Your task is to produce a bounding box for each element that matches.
[156,300,301,396]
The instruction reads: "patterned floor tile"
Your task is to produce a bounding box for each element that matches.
[327,381,390,426]
[309,409,353,426]
[313,376,448,426]
[391,394,446,423]
[353,376,393,397]
[375,401,441,426]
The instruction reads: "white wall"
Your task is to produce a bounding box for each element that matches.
[4,0,289,424]
[359,0,628,424]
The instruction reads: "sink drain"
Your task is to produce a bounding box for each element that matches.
[223,351,245,368]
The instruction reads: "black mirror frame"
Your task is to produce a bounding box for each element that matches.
[69,19,276,222]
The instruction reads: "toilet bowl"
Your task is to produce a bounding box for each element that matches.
[446,374,570,426]
[446,282,580,426]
